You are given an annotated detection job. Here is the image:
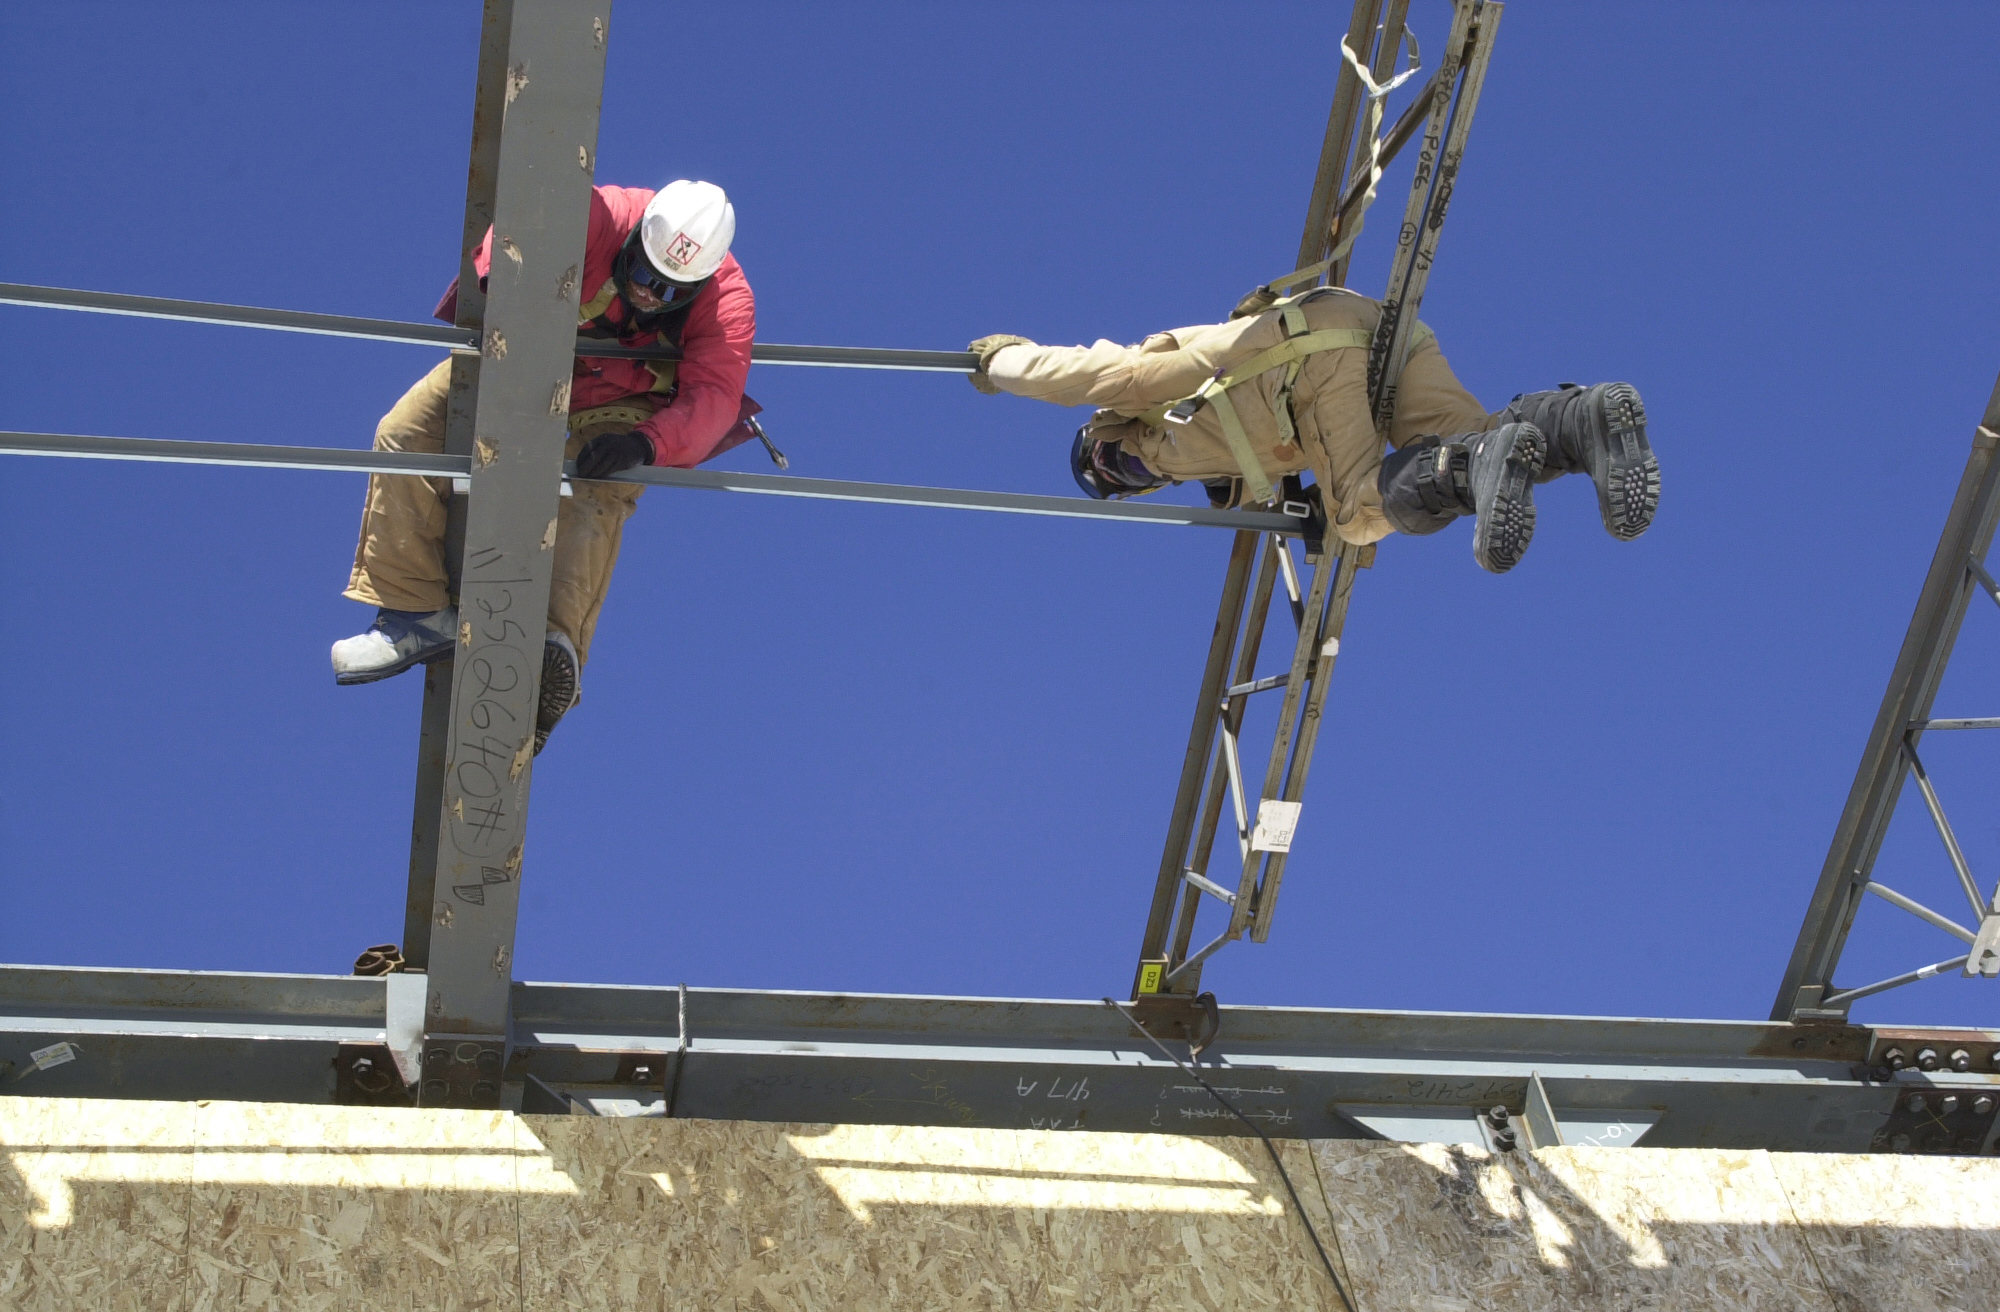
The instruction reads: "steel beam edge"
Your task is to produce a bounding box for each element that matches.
[0,282,978,373]
[0,430,1297,534]
[7,963,1995,1154]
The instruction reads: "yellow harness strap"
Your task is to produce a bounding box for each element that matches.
[578,278,619,323]
[576,279,678,394]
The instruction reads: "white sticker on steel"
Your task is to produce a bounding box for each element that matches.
[1250,800,1303,853]
[27,1042,78,1073]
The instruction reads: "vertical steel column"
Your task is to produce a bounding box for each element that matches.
[412,0,611,1108]
[1332,0,1412,289]
[1249,538,1361,941]
[1132,532,1260,996]
[404,0,516,966]
[1296,0,1386,273]
[1369,0,1489,432]
[1169,536,1290,970]
[1774,375,2000,1021]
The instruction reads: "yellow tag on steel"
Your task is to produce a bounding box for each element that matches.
[1137,961,1166,994]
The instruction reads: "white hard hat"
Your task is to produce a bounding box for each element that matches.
[637,180,735,284]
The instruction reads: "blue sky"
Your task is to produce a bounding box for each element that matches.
[3,3,1998,1029]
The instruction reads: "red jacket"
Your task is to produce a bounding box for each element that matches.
[435,184,758,468]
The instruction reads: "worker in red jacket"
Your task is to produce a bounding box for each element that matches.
[332,181,758,753]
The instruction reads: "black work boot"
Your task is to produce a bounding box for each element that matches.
[1378,422,1547,574]
[1500,382,1658,540]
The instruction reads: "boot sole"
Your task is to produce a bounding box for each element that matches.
[333,644,452,686]
[1592,383,1659,541]
[1471,424,1544,574]
[535,640,579,756]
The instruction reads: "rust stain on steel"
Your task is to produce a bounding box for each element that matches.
[1747,1024,1872,1063]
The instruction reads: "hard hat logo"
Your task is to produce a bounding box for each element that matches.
[636,180,735,285]
[663,232,703,271]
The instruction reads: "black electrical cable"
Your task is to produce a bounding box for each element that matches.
[1104,998,1356,1312]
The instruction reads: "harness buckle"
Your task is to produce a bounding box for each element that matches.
[1165,367,1228,426]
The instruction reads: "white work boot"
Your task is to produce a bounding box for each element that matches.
[331,607,458,685]
[535,631,581,755]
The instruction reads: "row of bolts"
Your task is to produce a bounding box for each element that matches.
[1868,1047,1998,1121]
[1882,1046,1998,1116]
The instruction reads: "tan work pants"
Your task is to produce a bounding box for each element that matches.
[344,360,647,663]
[991,291,1497,545]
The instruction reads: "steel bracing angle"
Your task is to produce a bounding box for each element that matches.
[1776,374,2000,1022]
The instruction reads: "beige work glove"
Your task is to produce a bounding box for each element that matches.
[966,334,1034,394]
[1230,285,1280,320]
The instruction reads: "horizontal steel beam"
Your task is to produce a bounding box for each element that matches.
[614,463,1301,532]
[0,430,472,477]
[0,429,1299,533]
[5,962,1992,1154]
[0,282,978,372]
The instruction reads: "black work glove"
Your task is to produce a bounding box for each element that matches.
[575,430,654,480]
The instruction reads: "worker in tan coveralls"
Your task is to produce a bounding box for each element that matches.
[967,284,1659,572]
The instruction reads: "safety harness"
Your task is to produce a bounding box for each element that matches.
[1131,30,1429,507]
[576,278,695,396]
[1139,293,1370,506]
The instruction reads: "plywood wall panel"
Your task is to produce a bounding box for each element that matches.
[1769,1151,2000,1312]
[517,1117,1343,1311]
[1312,1141,1838,1312]
[9,1096,2000,1312]
[0,1096,196,1312]
[182,1101,532,1311]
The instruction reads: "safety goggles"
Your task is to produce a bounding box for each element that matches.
[618,235,706,310]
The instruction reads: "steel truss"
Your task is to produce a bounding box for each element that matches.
[1132,0,1499,1025]
[1777,375,2000,1022]
[9,2,1997,1156]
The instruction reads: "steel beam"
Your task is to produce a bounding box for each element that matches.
[1369,0,1493,432]
[0,282,979,373]
[0,431,469,477]
[410,0,612,1108]
[1134,533,1261,994]
[0,430,1298,533]
[6,963,1995,1156]
[611,463,1299,532]
[406,0,516,976]
[1775,374,2000,1021]
[1294,0,1385,273]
